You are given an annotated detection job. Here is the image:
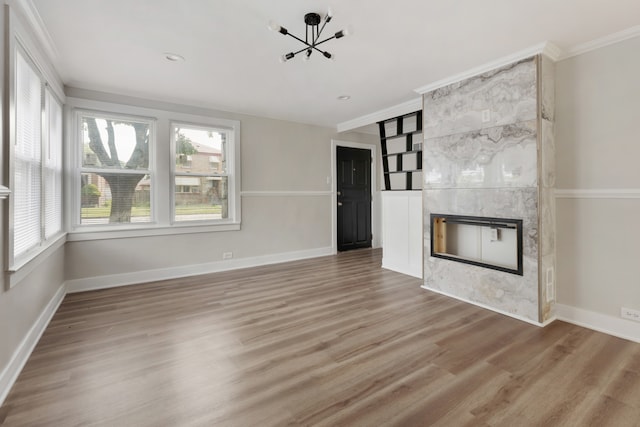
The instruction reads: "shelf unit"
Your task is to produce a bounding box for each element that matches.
[378,111,423,191]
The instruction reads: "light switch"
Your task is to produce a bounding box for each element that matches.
[489,228,500,241]
[482,109,491,123]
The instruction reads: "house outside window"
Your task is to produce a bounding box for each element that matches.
[172,123,231,223]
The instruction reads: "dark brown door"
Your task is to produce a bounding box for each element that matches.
[337,146,372,251]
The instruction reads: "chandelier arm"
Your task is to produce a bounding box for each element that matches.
[315,19,332,44]
[310,45,331,56]
[292,46,310,56]
[285,32,312,48]
[313,35,337,48]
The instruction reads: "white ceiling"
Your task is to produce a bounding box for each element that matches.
[30,0,640,129]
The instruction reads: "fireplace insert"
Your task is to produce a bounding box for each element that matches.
[430,214,523,275]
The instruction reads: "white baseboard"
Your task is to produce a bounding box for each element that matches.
[421,285,544,327]
[66,247,334,293]
[555,304,640,344]
[0,283,66,407]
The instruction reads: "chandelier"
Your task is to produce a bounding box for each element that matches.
[268,9,351,62]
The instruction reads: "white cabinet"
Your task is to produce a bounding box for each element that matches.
[381,191,423,278]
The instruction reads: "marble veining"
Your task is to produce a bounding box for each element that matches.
[424,121,538,189]
[423,54,556,324]
[540,120,556,188]
[540,55,556,122]
[424,256,539,321]
[538,69,556,321]
[424,57,537,140]
[424,187,540,321]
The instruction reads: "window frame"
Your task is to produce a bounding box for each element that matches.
[170,120,237,225]
[66,99,241,242]
[73,109,157,231]
[43,87,64,239]
[7,38,66,276]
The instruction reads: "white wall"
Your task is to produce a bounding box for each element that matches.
[555,35,640,337]
[0,4,66,402]
[63,89,379,285]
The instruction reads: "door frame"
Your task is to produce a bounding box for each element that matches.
[331,139,379,254]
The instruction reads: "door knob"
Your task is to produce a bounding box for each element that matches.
[337,191,341,196]
[337,202,342,206]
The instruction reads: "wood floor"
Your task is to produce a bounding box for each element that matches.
[1,249,639,426]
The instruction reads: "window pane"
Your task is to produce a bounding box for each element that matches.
[174,175,228,222]
[174,126,226,174]
[80,172,151,224]
[14,158,41,256]
[44,88,63,239]
[82,117,150,169]
[14,51,42,258]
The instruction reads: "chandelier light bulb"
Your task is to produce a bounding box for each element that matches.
[335,26,353,39]
[268,20,280,32]
[164,52,185,62]
[280,52,295,63]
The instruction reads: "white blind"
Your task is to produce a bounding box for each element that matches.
[44,88,63,239]
[14,51,42,258]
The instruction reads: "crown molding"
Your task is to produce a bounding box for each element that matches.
[559,24,640,60]
[414,41,563,95]
[8,0,60,64]
[336,98,422,133]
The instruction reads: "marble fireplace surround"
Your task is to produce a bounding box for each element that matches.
[420,54,556,325]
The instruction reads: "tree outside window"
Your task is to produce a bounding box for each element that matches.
[80,115,153,224]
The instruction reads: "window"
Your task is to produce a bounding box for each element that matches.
[13,51,41,259]
[172,123,232,223]
[10,49,64,268]
[78,113,154,226]
[69,102,241,237]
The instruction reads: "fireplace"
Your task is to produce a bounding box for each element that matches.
[430,214,523,275]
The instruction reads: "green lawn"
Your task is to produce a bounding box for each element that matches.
[81,204,221,218]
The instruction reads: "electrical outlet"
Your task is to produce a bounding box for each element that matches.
[222,252,233,260]
[481,109,491,123]
[621,307,640,322]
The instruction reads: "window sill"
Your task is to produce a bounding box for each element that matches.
[67,221,241,242]
[7,232,67,289]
